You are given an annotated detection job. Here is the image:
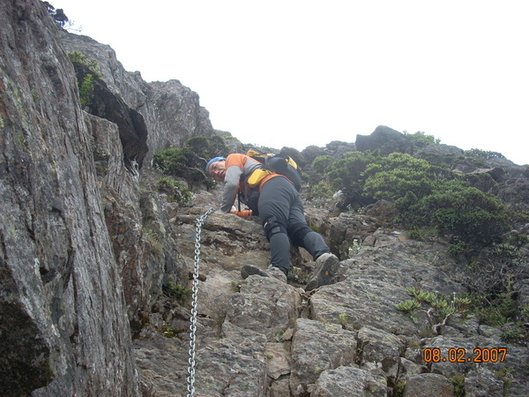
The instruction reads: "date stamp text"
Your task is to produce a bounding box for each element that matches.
[421,347,508,364]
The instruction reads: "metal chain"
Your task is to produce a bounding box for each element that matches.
[186,207,215,397]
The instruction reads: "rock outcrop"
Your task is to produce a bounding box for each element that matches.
[73,61,149,171]
[356,125,413,155]
[0,2,138,395]
[59,31,216,166]
[133,201,529,396]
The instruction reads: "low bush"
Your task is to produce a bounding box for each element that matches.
[409,180,508,246]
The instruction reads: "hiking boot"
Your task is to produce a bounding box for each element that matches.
[241,264,269,279]
[305,253,340,291]
[267,265,288,283]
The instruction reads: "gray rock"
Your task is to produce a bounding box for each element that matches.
[226,275,301,340]
[403,373,455,397]
[194,321,268,397]
[59,32,216,166]
[268,377,291,397]
[266,343,291,380]
[310,277,418,335]
[464,367,504,397]
[356,125,413,155]
[357,325,406,374]
[325,212,378,259]
[0,1,139,395]
[290,318,357,396]
[311,366,388,397]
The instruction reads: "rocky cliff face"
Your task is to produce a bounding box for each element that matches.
[0,1,138,395]
[59,31,216,166]
[1,1,528,397]
[132,202,528,397]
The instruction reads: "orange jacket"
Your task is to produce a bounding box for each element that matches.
[220,153,284,212]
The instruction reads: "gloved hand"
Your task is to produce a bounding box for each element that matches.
[234,209,252,218]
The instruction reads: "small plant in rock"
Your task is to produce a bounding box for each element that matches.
[392,380,406,397]
[395,299,421,313]
[495,367,513,394]
[143,227,163,256]
[448,240,467,257]
[157,176,193,206]
[451,374,466,397]
[68,51,102,76]
[406,286,437,304]
[215,312,227,332]
[500,324,527,344]
[78,73,94,107]
[68,52,102,108]
[163,281,191,304]
[337,312,349,328]
[347,238,361,257]
[230,281,241,292]
[396,287,471,335]
[161,324,179,338]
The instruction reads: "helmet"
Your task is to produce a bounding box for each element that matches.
[205,156,225,172]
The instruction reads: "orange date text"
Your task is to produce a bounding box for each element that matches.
[421,347,508,364]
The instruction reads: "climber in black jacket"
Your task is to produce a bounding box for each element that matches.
[206,154,339,290]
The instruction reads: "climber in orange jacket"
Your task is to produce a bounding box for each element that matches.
[206,153,338,287]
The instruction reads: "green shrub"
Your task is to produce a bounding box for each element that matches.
[448,240,468,257]
[186,135,227,160]
[153,146,211,189]
[153,136,228,189]
[474,292,517,327]
[68,51,102,77]
[312,155,335,174]
[163,281,192,303]
[323,151,377,208]
[404,131,440,149]
[465,148,506,161]
[153,147,197,175]
[407,226,438,241]
[411,180,508,246]
[363,153,434,201]
[314,150,508,249]
[68,52,103,109]
[307,180,334,203]
[79,73,94,106]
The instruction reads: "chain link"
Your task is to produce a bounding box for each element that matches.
[186,207,215,397]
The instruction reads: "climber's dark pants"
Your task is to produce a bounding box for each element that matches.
[258,176,329,274]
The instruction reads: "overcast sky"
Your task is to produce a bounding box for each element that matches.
[51,0,528,165]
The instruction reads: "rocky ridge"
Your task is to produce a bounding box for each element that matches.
[1,1,528,396]
[132,200,529,396]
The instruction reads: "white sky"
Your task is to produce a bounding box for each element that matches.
[51,0,528,165]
